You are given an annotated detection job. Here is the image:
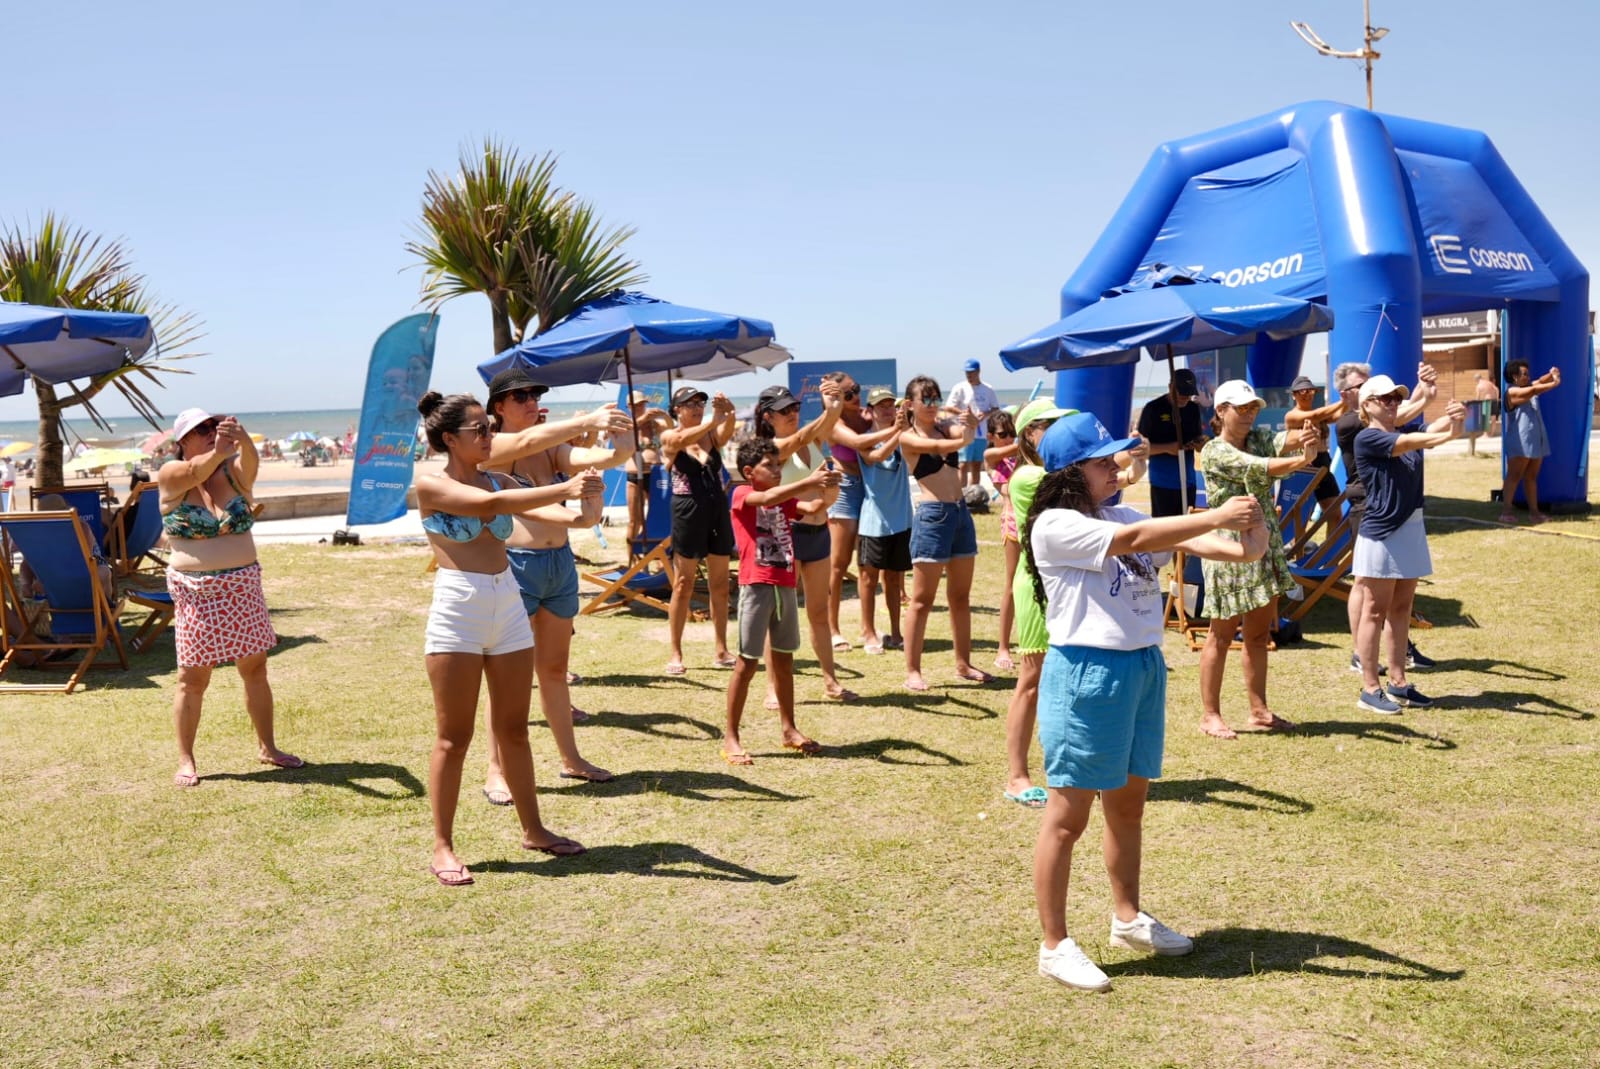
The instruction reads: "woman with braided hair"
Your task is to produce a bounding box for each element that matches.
[1022,412,1265,992]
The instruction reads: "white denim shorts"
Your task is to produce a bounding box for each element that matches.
[424,567,536,656]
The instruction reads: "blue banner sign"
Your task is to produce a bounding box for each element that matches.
[347,313,439,526]
[788,359,898,425]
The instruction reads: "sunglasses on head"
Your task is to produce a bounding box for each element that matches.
[502,387,543,404]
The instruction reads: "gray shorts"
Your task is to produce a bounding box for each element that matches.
[737,583,801,658]
[1353,509,1433,580]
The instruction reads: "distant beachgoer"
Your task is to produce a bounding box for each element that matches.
[754,381,849,703]
[621,390,673,544]
[476,368,635,803]
[946,359,1002,491]
[985,409,1021,671]
[1025,412,1266,991]
[661,386,740,675]
[720,437,839,764]
[1499,360,1561,524]
[414,390,595,886]
[1351,377,1466,714]
[1197,381,1318,739]
[899,374,988,691]
[157,409,299,788]
[822,372,902,652]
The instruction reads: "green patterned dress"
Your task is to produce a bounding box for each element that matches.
[1198,427,1293,619]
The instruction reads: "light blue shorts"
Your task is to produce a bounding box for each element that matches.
[1037,644,1166,790]
[958,438,986,463]
[1352,509,1432,580]
[506,544,581,618]
[826,471,864,522]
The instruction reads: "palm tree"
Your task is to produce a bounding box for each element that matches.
[0,214,204,487]
[408,139,646,352]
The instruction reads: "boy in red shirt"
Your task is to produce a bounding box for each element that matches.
[723,438,839,764]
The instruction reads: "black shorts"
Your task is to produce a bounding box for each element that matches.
[859,529,912,573]
[791,520,831,563]
[1148,485,1199,518]
[1311,451,1341,502]
[671,494,734,559]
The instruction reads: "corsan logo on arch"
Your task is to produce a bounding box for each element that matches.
[1428,234,1537,275]
[1180,254,1307,288]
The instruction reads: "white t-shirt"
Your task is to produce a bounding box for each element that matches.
[947,379,1000,439]
[1032,505,1170,650]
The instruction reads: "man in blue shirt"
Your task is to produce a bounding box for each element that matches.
[1136,369,1206,517]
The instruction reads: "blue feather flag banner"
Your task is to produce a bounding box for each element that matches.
[347,314,439,526]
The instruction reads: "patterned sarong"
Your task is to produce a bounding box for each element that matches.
[167,562,277,668]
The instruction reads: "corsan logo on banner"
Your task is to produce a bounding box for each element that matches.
[1428,234,1536,275]
[1188,253,1306,288]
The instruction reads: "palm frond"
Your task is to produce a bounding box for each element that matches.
[520,199,649,335]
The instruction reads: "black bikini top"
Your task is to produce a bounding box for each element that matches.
[912,448,958,481]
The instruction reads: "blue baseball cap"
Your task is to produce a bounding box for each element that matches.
[962,358,981,372]
[1039,412,1141,472]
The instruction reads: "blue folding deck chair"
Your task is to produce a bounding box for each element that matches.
[0,510,128,693]
[1276,467,1357,623]
[30,482,111,550]
[104,482,166,576]
[580,463,677,616]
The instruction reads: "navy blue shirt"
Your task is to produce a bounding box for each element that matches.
[1354,417,1425,540]
[1136,395,1202,491]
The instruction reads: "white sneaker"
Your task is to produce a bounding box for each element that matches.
[1037,938,1111,991]
[1108,911,1194,957]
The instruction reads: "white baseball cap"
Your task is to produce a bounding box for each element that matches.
[1357,374,1411,404]
[1212,380,1261,409]
[172,408,215,441]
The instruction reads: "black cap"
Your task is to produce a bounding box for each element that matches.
[1290,375,1316,392]
[1173,368,1199,397]
[486,367,549,402]
[670,386,709,410]
[756,385,800,414]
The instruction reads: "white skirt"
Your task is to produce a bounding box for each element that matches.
[1353,509,1432,580]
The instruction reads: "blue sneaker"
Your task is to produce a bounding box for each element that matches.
[1385,683,1434,708]
[1350,653,1387,677]
[1358,688,1402,715]
[1405,642,1436,670]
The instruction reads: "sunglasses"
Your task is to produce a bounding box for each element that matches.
[502,387,543,404]
[457,421,493,439]
[841,387,860,401]
[1369,392,1405,405]
[193,420,219,436]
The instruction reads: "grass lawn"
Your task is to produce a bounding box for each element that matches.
[3,450,1598,1068]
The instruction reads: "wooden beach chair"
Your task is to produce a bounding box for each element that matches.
[580,463,678,617]
[0,510,128,693]
[104,482,166,576]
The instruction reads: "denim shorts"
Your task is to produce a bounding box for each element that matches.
[909,500,977,564]
[1037,644,1166,790]
[506,543,581,619]
[424,568,535,657]
[826,471,864,522]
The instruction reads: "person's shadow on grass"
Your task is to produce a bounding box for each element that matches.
[1438,690,1591,720]
[846,690,999,721]
[203,760,424,799]
[825,737,965,766]
[1294,720,1457,750]
[546,768,804,803]
[1433,657,1564,682]
[1105,927,1464,982]
[557,709,722,741]
[473,840,794,884]
[1147,777,1312,814]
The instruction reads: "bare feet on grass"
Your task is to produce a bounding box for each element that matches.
[1200,714,1238,740]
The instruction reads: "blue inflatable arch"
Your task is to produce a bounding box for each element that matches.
[1055,100,1590,509]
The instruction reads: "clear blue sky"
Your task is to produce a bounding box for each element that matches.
[3,0,1595,425]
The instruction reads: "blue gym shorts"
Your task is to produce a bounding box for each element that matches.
[958,438,986,463]
[1037,644,1166,790]
[506,544,581,619]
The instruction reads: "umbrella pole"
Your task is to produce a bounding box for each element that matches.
[621,349,643,460]
[1166,346,1189,516]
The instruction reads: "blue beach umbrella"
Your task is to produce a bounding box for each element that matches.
[0,302,155,397]
[477,291,791,389]
[999,268,1333,371]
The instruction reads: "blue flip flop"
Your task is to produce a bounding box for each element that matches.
[1003,787,1048,808]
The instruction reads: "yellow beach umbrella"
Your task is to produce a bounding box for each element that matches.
[0,440,35,458]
